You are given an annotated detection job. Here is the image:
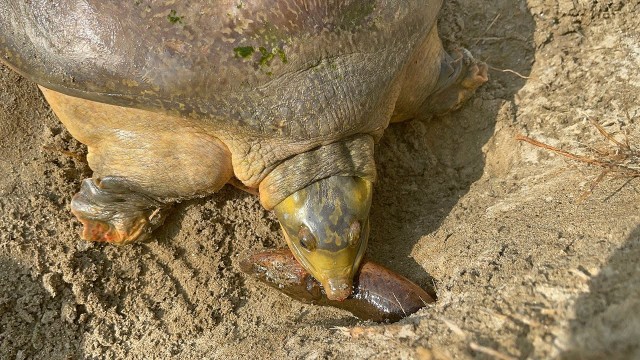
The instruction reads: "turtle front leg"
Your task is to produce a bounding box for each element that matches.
[39,87,234,245]
[71,177,168,245]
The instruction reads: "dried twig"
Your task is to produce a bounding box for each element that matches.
[591,120,628,150]
[489,66,533,80]
[516,120,640,199]
[473,13,501,46]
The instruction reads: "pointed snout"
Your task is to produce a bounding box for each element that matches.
[323,277,353,301]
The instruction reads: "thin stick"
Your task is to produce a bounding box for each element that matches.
[590,119,628,150]
[604,177,637,202]
[516,135,611,166]
[489,66,532,80]
[516,121,639,200]
[516,134,636,174]
[577,170,610,202]
[471,37,506,42]
[474,13,501,46]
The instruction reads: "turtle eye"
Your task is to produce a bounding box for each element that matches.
[348,220,361,247]
[298,226,317,251]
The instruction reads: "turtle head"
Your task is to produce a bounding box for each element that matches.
[273,176,372,301]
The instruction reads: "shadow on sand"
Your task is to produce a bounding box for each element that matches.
[366,0,537,296]
[562,225,640,359]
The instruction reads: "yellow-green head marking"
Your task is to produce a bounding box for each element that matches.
[273,176,372,301]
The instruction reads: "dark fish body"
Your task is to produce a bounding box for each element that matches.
[240,249,435,322]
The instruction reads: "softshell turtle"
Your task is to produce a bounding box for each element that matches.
[0,0,487,301]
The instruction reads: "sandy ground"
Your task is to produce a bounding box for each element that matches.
[1,1,640,359]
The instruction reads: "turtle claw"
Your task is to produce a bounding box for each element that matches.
[423,48,489,116]
[71,177,168,245]
[74,216,147,245]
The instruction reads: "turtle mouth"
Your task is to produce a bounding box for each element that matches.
[324,276,353,302]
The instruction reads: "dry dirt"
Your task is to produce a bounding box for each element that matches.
[1,1,640,359]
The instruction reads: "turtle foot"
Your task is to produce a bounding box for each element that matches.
[424,48,488,116]
[71,177,168,245]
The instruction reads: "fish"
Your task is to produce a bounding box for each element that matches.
[240,249,436,322]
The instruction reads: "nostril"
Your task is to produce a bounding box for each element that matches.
[348,220,361,247]
[335,282,348,290]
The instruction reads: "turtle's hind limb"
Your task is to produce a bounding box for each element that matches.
[422,48,488,116]
[72,177,168,244]
[391,24,488,123]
